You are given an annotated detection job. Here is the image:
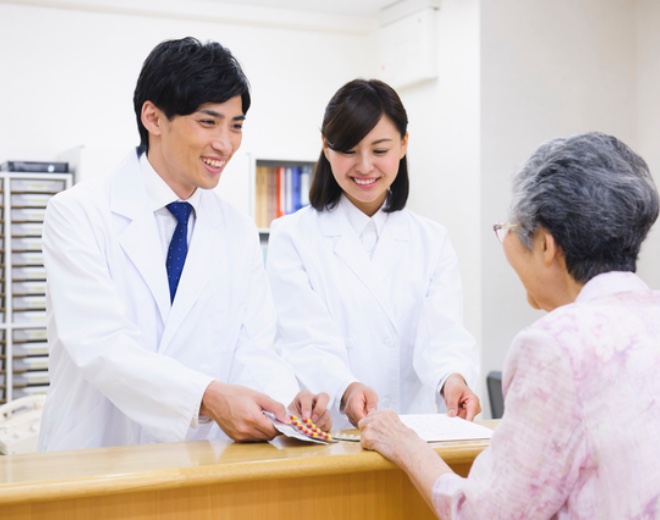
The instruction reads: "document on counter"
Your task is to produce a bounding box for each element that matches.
[399,414,494,442]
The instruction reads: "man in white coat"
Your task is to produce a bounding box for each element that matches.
[38,37,329,451]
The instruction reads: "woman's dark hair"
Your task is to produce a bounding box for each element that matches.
[309,79,409,212]
[510,132,659,283]
[133,37,251,154]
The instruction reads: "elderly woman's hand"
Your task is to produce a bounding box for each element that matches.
[359,410,454,512]
[358,410,425,465]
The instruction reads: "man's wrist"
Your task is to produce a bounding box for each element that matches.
[440,373,467,397]
[339,380,359,413]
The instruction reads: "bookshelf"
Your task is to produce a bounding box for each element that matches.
[0,170,73,406]
[251,159,314,264]
[253,159,314,233]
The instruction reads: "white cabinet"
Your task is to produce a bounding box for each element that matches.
[0,172,73,405]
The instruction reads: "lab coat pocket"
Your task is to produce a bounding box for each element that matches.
[52,399,107,450]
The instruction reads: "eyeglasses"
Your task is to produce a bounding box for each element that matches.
[493,222,517,243]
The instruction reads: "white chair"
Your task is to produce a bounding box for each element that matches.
[0,395,46,455]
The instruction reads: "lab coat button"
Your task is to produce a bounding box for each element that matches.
[383,338,395,348]
[381,397,392,408]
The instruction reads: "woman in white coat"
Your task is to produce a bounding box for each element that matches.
[267,79,480,428]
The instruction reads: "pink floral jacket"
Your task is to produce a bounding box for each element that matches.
[434,272,660,519]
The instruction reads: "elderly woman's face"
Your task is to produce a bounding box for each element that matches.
[502,228,559,312]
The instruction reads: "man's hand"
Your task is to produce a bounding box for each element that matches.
[200,380,287,441]
[289,390,332,431]
[341,382,378,427]
[442,373,481,421]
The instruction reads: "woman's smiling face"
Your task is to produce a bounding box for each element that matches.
[324,115,408,217]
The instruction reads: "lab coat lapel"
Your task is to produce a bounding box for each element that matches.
[320,210,399,330]
[111,153,171,324]
[372,210,409,277]
[159,192,221,348]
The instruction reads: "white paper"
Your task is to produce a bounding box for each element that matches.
[399,414,494,442]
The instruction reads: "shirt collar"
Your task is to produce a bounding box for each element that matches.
[338,194,388,237]
[139,153,202,212]
[576,271,650,303]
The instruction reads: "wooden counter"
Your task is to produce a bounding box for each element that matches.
[0,423,496,520]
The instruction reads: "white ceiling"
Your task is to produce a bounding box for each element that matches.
[197,0,398,17]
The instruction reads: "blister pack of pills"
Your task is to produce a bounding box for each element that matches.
[329,431,361,442]
[264,412,336,444]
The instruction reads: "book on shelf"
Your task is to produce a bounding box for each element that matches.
[276,166,285,219]
[255,166,269,228]
[255,162,314,229]
[284,167,293,215]
[267,167,277,227]
[289,166,300,214]
[299,165,312,207]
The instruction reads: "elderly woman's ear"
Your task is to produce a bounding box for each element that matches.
[539,228,560,267]
[524,227,561,269]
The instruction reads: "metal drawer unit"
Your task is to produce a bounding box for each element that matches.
[0,173,72,405]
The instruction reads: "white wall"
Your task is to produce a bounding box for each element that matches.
[479,0,652,416]
[635,0,660,290]
[398,0,658,417]
[2,0,659,419]
[396,0,482,384]
[0,0,484,330]
[0,0,378,204]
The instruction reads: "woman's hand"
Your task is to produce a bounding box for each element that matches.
[341,382,378,426]
[289,390,332,431]
[442,373,482,421]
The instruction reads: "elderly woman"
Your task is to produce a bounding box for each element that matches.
[358,132,660,518]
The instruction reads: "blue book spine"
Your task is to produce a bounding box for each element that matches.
[300,165,312,207]
[291,166,301,212]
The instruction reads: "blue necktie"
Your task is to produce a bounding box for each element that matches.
[166,202,193,303]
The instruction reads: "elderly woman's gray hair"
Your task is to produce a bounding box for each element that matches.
[509,132,659,284]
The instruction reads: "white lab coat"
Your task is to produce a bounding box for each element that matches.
[38,150,299,451]
[267,204,478,428]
